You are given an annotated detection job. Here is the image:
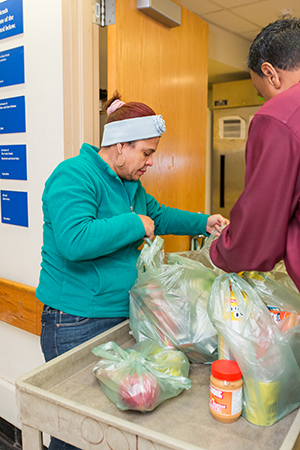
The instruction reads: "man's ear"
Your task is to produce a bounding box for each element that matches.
[261,62,281,89]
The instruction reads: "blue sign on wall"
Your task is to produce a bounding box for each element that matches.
[0,46,24,88]
[0,144,27,179]
[0,0,23,40]
[1,190,28,227]
[0,95,26,133]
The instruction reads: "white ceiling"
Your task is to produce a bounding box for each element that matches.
[179,0,300,41]
[178,0,300,85]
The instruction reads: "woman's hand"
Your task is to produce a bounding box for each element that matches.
[138,215,155,241]
[206,214,229,235]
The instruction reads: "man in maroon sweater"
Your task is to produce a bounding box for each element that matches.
[210,18,300,293]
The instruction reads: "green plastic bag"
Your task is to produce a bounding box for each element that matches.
[130,236,218,363]
[207,273,300,426]
[92,340,192,412]
[170,230,224,276]
[265,260,298,293]
[241,271,300,367]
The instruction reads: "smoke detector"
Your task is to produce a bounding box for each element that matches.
[277,9,294,19]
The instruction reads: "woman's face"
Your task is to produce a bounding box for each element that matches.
[117,136,160,181]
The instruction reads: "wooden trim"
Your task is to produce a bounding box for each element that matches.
[0,277,42,336]
[107,21,117,97]
[92,24,100,147]
[62,0,100,159]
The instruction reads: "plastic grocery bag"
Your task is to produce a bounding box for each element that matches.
[265,260,299,294]
[169,230,224,276]
[241,271,300,366]
[207,273,300,426]
[130,236,218,363]
[92,340,192,412]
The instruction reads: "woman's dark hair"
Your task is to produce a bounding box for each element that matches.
[104,91,155,124]
[247,18,300,77]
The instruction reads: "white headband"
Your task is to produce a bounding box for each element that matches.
[101,115,166,147]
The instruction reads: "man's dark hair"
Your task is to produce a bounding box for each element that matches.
[247,18,300,77]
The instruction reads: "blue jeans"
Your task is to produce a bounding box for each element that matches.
[40,305,127,450]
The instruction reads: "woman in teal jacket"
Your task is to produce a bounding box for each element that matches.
[37,92,228,450]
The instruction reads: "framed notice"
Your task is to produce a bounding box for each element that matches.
[0,144,27,179]
[0,0,24,40]
[1,190,28,227]
[0,46,24,88]
[0,95,26,133]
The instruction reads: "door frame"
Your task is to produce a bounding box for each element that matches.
[62,0,100,158]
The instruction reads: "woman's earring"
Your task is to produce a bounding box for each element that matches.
[116,152,125,168]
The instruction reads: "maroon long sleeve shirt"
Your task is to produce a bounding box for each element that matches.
[210,82,300,292]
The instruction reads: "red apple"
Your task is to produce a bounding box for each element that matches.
[120,372,159,411]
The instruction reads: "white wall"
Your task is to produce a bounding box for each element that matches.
[0,0,64,287]
[0,321,45,426]
[0,0,65,430]
[209,23,251,74]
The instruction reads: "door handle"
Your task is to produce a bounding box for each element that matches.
[220,154,225,208]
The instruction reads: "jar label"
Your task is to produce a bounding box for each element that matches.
[210,384,242,415]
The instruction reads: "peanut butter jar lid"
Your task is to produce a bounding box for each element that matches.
[211,359,242,381]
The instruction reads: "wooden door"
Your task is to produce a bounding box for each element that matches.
[107,0,209,252]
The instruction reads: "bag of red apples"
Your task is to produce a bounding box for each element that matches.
[92,340,192,412]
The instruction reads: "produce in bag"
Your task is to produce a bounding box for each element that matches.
[215,279,247,361]
[207,273,300,426]
[130,236,218,363]
[241,271,300,366]
[92,340,192,412]
[241,271,300,331]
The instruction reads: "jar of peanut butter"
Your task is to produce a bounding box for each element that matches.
[209,359,243,423]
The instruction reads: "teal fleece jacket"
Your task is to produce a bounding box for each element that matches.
[36,143,209,317]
